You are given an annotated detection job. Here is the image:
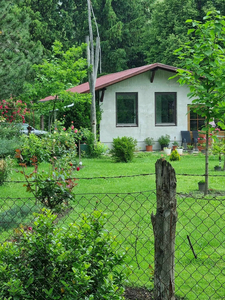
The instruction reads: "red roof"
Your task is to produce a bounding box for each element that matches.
[39,63,178,102]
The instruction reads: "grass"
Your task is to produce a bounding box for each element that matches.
[0,151,225,299]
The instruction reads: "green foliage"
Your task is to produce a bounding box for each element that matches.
[169,149,181,161]
[144,0,198,66]
[110,136,137,162]
[158,134,170,145]
[23,41,90,114]
[0,209,125,299]
[28,164,77,210]
[0,0,43,100]
[172,11,225,193]
[18,119,78,165]
[19,134,51,165]
[0,159,8,185]
[144,137,155,146]
[84,129,108,158]
[0,123,23,157]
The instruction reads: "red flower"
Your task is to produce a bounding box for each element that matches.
[76,167,80,171]
[69,163,73,166]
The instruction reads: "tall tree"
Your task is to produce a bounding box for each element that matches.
[172,11,225,194]
[0,0,43,100]
[20,0,150,73]
[22,41,90,129]
[144,0,199,66]
[19,0,78,51]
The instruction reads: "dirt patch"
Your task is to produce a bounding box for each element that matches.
[124,286,153,300]
[124,286,186,300]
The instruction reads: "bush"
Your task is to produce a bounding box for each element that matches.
[84,129,108,158]
[111,136,137,162]
[169,149,180,161]
[0,123,23,157]
[0,159,8,185]
[0,137,22,157]
[19,134,51,165]
[0,209,125,299]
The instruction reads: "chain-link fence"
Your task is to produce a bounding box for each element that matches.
[0,190,224,299]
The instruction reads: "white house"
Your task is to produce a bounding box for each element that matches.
[40,63,199,150]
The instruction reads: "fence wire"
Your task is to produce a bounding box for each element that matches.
[0,191,224,299]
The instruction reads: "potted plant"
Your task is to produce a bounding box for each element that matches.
[198,180,205,192]
[158,134,170,150]
[144,137,155,152]
[172,141,179,150]
[163,147,171,155]
[177,146,183,155]
[187,144,194,154]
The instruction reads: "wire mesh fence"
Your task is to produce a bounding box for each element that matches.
[0,191,224,299]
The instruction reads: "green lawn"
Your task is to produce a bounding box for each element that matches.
[0,152,225,299]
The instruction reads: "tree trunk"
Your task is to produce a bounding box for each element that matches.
[87,0,97,143]
[151,158,177,300]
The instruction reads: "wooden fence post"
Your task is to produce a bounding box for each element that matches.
[151,158,177,300]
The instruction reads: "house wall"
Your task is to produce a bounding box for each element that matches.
[100,69,191,150]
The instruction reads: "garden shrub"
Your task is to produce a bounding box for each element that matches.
[111,136,137,162]
[84,129,108,158]
[19,133,51,165]
[0,159,8,185]
[18,155,78,210]
[0,209,125,299]
[0,123,22,157]
[169,149,180,161]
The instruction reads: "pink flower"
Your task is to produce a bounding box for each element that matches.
[71,125,74,130]
[74,129,78,133]
[63,127,66,131]
[71,121,73,123]
[28,227,32,231]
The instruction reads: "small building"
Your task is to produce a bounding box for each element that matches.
[40,63,202,150]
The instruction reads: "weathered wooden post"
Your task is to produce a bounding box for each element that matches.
[151,158,177,300]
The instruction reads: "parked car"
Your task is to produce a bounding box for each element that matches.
[20,123,48,136]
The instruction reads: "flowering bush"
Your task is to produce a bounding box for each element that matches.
[0,99,29,123]
[0,209,125,299]
[18,134,51,165]
[17,154,78,210]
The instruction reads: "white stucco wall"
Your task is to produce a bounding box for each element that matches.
[99,69,192,150]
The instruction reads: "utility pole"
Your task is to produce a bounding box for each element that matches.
[87,0,100,142]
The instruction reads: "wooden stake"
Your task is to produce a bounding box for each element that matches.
[151,158,177,300]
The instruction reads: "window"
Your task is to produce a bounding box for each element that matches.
[155,92,177,126]
[188,106,205,131]
[116,93,138,126]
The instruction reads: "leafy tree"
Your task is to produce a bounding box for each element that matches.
[144,0,199,66]
[172,11,225,194]
[19,0,79,51]
[22,41,91,129]
[20,0,151,73]
[0,0,43,100]
[95,0,150,73]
